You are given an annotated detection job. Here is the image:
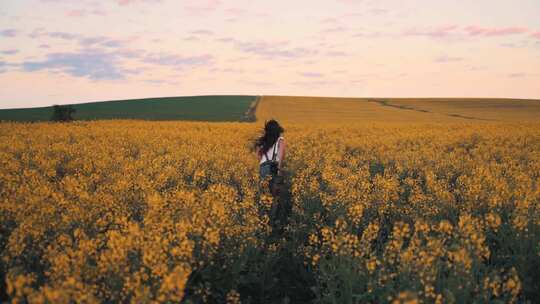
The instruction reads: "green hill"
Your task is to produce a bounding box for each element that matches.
[0,95,257,122]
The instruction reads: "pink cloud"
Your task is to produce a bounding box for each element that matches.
[66,10,86,17]
[464,26,528,37]
[403,25,460,38]
[336,0,362,4]
[116,0,161,6]
[326,51,349,57]
[321,26,349,34]
[224,8,247,17]
[434,55,465,63]
[184,0,221,14]
[531,31,540,39]
[1,49,19,55]
[300,72,324,78]
[1,29,18,37]
[320,17,338,24]
[508,73,527,78]
[369,8,389,15]
[66,9,106,17]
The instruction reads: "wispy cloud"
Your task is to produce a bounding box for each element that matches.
[326,51,349,57]
[300,72,324,78]
[65,9,106,17]
[184,0,221,14]
[369,8,389,15]
[191,30,214,36]
[508,72,527,78]
[1,29,18,37]
[403,25,530,39]
[291,80,337,87]
[434,55,465,63]
[48,31,79,40]
[531,31,540,39]
[116,0,162,6]
[321,26,349,34]
[31,30,128,49]
[402,25,460,38]
[1,49,19,55]
[320,17,338,24]
[22,49,131,80]
[463,26,528,37]
[218,38,317,59]
[142,53,213,70]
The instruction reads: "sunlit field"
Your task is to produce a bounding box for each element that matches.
[255,96,540,124]
[1,110,539,302]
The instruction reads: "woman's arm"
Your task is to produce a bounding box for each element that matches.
[278,138,286,169]
[256,146,262,161]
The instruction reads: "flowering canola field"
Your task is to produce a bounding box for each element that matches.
[1,120,539,303]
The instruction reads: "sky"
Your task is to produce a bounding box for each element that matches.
[0,0,539,109]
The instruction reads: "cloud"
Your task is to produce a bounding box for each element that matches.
[468,65,488,71]
[224,8,247,17]
[1,49,18,55]
[21,49,130,80]
[507,73,528,78]
[210,67,245,74]
[142,53,213,70]
[48,31,79,40]
[191,30,213,36]
[320,17,338,24]
[463,26,528,37]
[434,55,465,63]
[321,26,349,34]
[326,51,349,57]
[184,0,221,14]
[291,80,337,87]
[241,80,273,87]
[31,30,128,49]
[0,60,17,73]
[215,37,235,43]
[300,72,324,78]
[403,25,530,40]
[79,36,125,48]
[116,0,161,6]
[183,36,200,42]
[218,38,317,59]
[369,8,389,15]
[1,29,17,37]
[65,9,106,17]
[402,25,460,38]
[352,30,384,38]
[531,31,540,39]
[336,0,362,4]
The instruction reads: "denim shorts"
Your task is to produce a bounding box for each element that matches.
[259,161,277,180]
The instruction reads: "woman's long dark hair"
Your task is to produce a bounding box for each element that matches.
[254,119,284,154]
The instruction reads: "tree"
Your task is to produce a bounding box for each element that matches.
[51,105,76,122]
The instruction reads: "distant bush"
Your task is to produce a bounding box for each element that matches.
[51,105,76,122]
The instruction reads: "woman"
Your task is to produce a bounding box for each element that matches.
[254,119,286,197]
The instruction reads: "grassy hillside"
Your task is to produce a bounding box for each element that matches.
[255,96,540,123]
[0,95,256,122]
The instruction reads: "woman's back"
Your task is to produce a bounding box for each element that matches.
[259,136,284,164]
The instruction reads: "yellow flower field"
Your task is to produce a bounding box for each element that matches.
[1,120,539,303]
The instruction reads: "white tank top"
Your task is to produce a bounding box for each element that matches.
[260,136,284,164]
